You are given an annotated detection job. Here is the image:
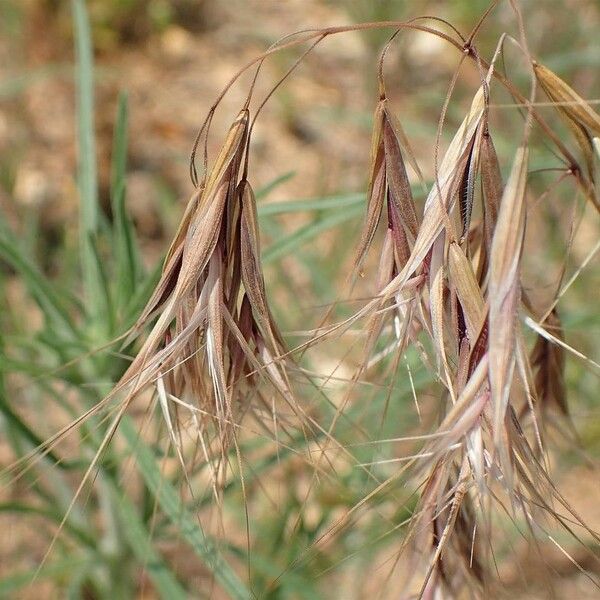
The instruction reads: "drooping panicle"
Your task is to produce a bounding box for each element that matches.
[111,107,293,476]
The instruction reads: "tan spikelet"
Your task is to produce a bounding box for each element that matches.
[534,62,600,136]
[488,146,529,444]
[534,62,600,182]
[354,102,386,273]
[530,309,568,417]
[448,242,485,343]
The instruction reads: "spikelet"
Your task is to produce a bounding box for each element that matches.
[488,146,529,444]
[534,61,600,188]
[112,109,292,482]
[530,309,568,418]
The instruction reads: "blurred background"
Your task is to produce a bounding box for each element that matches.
[1,1,599,598]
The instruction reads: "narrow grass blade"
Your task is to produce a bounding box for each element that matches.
[0,389,65,468]
[119,417,250,600]
[109,485,188,599]
[255,170,296,200]
[258,192,365,216]
[0,234,77,337]
[88,234,115,336]
[72,0,103,323]
[262,205,363,264]
[0,558,90,596]
[110,91,141,314]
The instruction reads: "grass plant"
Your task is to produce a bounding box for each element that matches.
[1,1,599,597]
